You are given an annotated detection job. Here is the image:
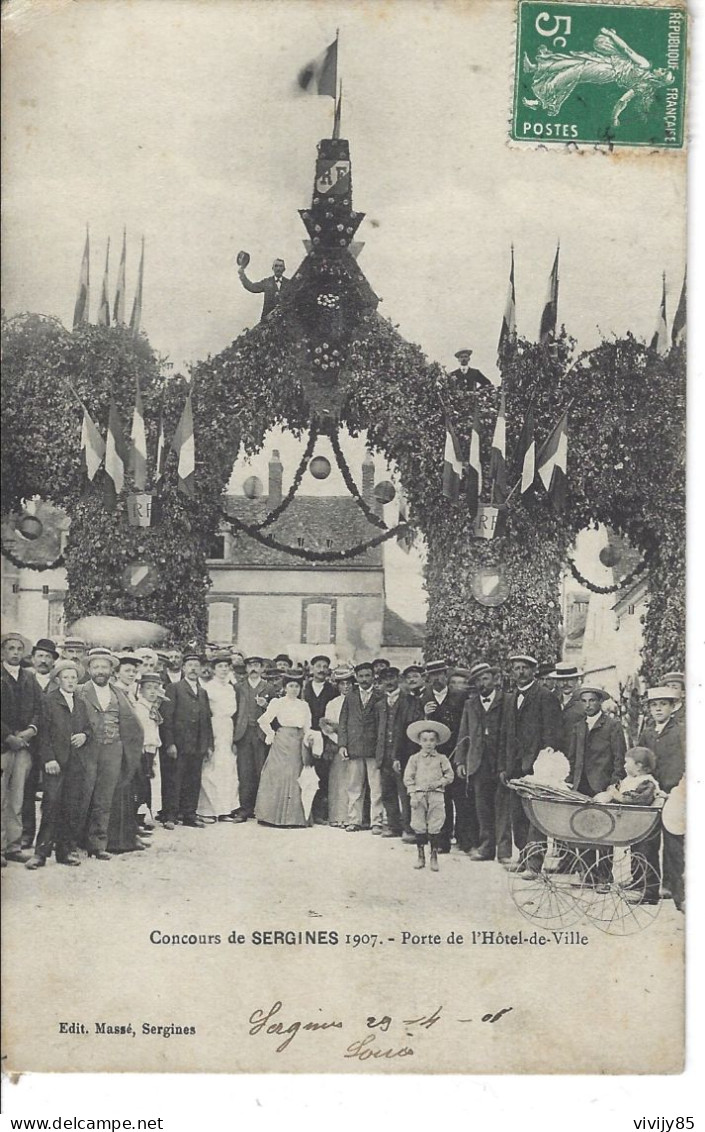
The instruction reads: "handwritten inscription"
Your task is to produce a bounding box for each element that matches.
[248,1000,343,1052]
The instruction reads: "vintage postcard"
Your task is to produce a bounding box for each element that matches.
[1,0,687,1077]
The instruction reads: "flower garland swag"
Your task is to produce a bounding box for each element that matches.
[254,424,318,531]
[325,426,387,531]
[219,502,409,562]
[567,554,650,596]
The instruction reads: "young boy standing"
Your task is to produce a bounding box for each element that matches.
[403,720,454,871]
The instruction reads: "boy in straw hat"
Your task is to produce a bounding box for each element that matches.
[403,720,455,872]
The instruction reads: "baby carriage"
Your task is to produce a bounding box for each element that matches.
[506,780,662,935]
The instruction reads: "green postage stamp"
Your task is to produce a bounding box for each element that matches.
[513,2,687,147]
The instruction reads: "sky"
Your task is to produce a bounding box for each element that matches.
[2,0,687,622]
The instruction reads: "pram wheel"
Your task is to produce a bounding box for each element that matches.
[579,850,662,935]
[509,842,585,927]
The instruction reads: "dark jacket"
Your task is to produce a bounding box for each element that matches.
[640,717,685,793]
[502,681,563,776]
[337,687,381,759]
[455,690,507,779]
[1,664,44,749]
[374,691,423,769]
[160,679,213,756]
[303,680,339,732]
[559,690,586,752]
[419,687,465,757]
[449,366,493,392]
[79,681,145,779]
[568,713,626,795]
[239,272,291,320]
[233,677,268,743]
[39,688,92,770]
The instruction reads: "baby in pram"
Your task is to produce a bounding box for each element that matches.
[593,746,665,807]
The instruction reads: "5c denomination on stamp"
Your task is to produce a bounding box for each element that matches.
[512,2,687,147]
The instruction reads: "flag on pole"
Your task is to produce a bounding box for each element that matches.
[104,397,128,510]
[80,406,105,481]
[129,378,148,491]
[333,82,342,139]
[498,247,517,359]
[537,411,568,514]
[73,229,90,329]
[97,238,111,326]
[297,36,338,98]
[396,485,413,554]
[442,418,464,503]
[489,391,507,503]
[466,406,483,517]
[171,391,195,497]
[671,271,686,349]
[650,273,668,355]
[113,228,126,325]
[539,244,560,343]
[130,237,145,336]
[153,404,166,484]
[517,407,536,494]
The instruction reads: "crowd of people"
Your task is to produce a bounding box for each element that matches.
[0,632,685,896]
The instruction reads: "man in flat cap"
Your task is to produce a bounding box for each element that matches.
[455,662,509,860]
[500,653,562,872]
[160,651,213,830]
[232,656,270,820]
[304,655,338,823]
[449,348,493,394]
[61,638,89,684]
[1,633,44,864]
[420,659,465,852]
[338,661,383,833]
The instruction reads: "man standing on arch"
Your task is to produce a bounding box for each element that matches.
[237,255,291,321]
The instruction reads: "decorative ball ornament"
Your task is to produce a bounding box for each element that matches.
[309,456,331,480]
[599,545,620,567]
[374,481,396,505]
[243,475,264,499]
[17,514,44,541]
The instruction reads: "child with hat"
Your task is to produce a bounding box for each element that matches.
[403,720,455,871]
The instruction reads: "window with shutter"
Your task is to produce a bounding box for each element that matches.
[207,599,238,643]
[301,598,337,644]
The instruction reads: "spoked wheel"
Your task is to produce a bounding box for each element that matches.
[508,842,585,927]
[578,850,662,935]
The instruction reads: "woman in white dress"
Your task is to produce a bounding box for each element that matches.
[255,671,317,827]
[197,655,240,822]
[320,665,355,827]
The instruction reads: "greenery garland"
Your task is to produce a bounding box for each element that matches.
[566,554,650,595]
[256,424,318,530]
[325,426,388,531]
[220,501,409,561]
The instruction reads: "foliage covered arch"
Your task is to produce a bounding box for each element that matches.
[1,294,684,679]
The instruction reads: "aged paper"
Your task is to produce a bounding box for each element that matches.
[1,0,687,1078]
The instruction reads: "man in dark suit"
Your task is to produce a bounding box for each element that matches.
[26,660,92,869]
[338,662,382,832]
[78,648,144,858]
[1,633,44,864]
[374,667,422,840]
[303,654,338,823]
[640,686,686,908]
[551,662,586,752]
[237,257,291,321]
[160,650,213,830]
[568,686,626,885]
[20,637,60,851]
[500,653,563,872]
[448,348,493,393]
[420,659,466,852]
[455,662,509,861]
[233,656,269,820]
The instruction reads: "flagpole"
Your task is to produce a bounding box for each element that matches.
[502,376,580,509]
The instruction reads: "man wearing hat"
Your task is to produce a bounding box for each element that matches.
[662,671,685,721]
[232,656,270,820]
[568,687,626,797]
[21,637,61,850]
[551,662,586,750]
[303,655,338,822]
[455,662,509,860]
[163,647,184,685]
[160,651,213,829]
[274,654,294,674]
[639,686,686,906]
[401,664,426,702]
[133,672,167,829]
[537,662,557,693]
[26,659,92,870]
[31,638,60,693]
[113,652,142,707]
[134,647,158,674]
[448,668,471,695]
[449,348,493,393]
[77,647,144,858]
[338,661,383,832]
[500,653,562,869]
[61,638,90,684]
[420,660,465,852]
[374,666,423,840]
[1,633,44,864]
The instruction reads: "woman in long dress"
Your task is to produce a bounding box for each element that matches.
[255,671,316,828]
[320,666,355,827]
[197,655,240,822]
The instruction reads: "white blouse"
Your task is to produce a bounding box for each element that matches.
[325,694,345,726]
[258,697,314,745]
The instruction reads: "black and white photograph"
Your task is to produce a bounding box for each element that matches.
[0,0,694,1097]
